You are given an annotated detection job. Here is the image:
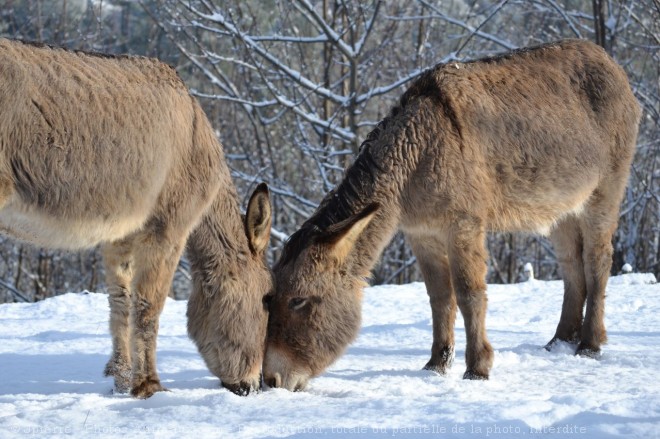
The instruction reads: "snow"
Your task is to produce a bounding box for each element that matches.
[1,274,659,438]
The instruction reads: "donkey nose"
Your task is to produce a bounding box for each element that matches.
[222,380,257,396]
[265,373,282,389]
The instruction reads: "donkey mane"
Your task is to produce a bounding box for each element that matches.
[278,67,449,269]
[460,40,562,65]
[277,144,387,269]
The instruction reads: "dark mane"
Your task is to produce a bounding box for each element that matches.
[459,42,548,65]
[276,65,454,269]
[277,113,408,269]
[276,225,318,268]
[276,147,384,269]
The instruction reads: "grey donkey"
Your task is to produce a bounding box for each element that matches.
[0,39,272,398]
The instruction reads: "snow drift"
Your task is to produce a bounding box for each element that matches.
[0,273,658,438]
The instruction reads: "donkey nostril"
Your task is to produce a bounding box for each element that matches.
[223,380,257,396]
[265,373,282,389]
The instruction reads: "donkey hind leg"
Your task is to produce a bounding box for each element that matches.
[546,216,587,351]
[448,216,493,380]
[103,240,134,393]
[407,234,457,374]
[576,190,621,358]
[130,233,186,398]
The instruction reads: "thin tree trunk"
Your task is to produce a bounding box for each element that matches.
[592,0,610,53]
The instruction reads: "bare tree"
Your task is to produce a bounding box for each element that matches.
[146,0,522,283]
[145,0,658,286]
[0,0,658,302]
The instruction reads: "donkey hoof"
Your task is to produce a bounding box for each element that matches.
[112,378,131,395]
[423,361,450,375]
[545,334,580,351]
[576,343,601,359]
[544,338,559,351]
[463,369,489,380]
[131,379,167,399]
[104,359,132,394]
[223,380,259,396]
[424,346,454,374]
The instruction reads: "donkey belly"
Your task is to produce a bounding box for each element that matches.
[488,184,596,235]
[402,158,600,237]
[484,150,603,234]
[0,201,151,249]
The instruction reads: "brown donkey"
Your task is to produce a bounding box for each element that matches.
[0,39,272,398]
[264,39,640,391]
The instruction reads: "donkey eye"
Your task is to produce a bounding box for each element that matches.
[288,297,308,310]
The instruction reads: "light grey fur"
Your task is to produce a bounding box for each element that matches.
[0,39,272,398]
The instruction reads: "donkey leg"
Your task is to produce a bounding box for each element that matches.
[577,194,620,358]
[546,216,587,350]
[408,234,456,374]
[130,232,186,398]
[448,217,493,380]
[102,240,134,393]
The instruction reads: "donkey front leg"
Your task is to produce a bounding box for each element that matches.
[448,217,493,379]
[103,240,134,393]
[130,233,186,398]
[407,234,457,374]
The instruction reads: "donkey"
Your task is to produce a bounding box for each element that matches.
[264,39,641,391]
[0,39,272,398]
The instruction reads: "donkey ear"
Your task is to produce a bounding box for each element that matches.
[320,203,379,266]
[245,183,272,256]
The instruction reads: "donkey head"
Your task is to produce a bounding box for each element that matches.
[264,204,378,391]
[187,183,273,395]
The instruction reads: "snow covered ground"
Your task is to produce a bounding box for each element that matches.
[0,273,658,438]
